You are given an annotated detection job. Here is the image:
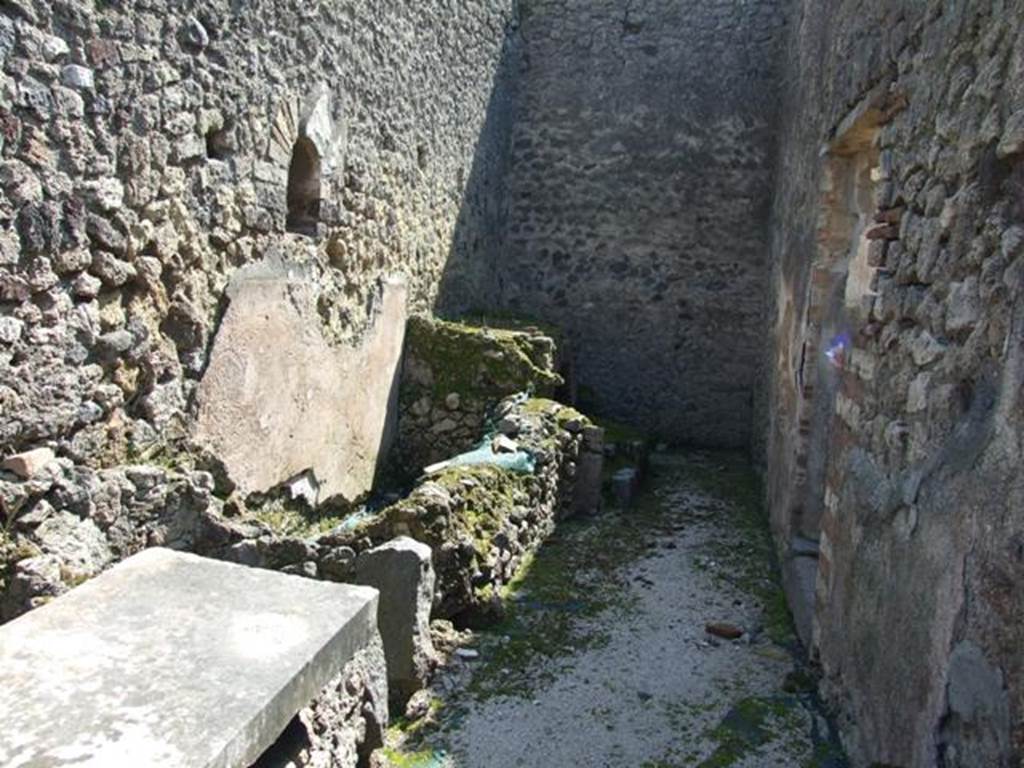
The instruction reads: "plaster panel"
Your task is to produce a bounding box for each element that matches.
[196,265,407,504]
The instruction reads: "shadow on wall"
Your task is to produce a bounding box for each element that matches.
[435,0,789,448]
[433,15,522,320]
[776,96,883,651]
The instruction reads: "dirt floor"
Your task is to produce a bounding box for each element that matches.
[377,450,850,768]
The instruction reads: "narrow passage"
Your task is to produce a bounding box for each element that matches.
[381,451,849,768]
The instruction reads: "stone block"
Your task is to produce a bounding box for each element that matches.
[355,537,438,708]
[573,426,604,516]
[61,64,93,90]
[0,548,381,768]
[782,537,820,649]
[612,467,639,508]
[32,510,112,576]
[1,447,55,479]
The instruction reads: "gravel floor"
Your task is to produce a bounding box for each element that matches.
[381,451,848,768]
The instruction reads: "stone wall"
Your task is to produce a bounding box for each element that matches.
[494,0,788,447]
[364,396,603,622]
[0,459,219,619]
[393,315,562,476]
[0,0,521,597]
[765,2,1024,766]
[207,394,603,625]
[0,0,518,503]
[255,640,388,768]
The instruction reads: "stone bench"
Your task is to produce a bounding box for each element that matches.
[0,548,384,768]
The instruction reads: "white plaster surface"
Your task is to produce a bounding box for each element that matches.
[195,267,407,503]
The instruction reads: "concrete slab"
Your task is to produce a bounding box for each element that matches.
[0,548,379,768]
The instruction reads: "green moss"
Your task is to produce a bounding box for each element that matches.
[764,588,797,646]
[246,498,348,539]
[521,397,557,415]
[402,316,563,405]
[387,699,445,740]
[594,416,649,446]
[124,441,188,471]
[806,740,850,767]
[364,463,539,616]
[0,526,41,594]
[438,465,528,556]
[698,696,803,768]
[379,699,451,768]
[449,310,562,342]
[59,568,92,589]
[554,406,586,428]
[522,397,586,427]
[465,479,678,701]
[376,747,447,768]
[0,529,13,594]
[782,667,818,694]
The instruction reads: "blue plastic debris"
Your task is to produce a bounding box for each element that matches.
[426,436,536,475]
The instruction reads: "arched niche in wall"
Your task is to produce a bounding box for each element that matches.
[286,137,322,235]
[267,84,346,237]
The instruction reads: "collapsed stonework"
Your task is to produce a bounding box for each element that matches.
[0,0,1022,766]
[203,390,602,623]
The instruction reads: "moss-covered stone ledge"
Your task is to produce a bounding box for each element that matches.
[393,316,564,477]
[346,396,602,621]
[1,394,604,632]
[204,396,603,625]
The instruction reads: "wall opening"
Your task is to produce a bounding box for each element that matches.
[793,111,881,546]
[286,137,322,236]
[782,100,884,651]
[206,122,234,161]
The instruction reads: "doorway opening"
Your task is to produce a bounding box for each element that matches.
[786,102,884,651]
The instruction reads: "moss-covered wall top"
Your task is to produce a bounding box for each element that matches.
[394,315,562,475]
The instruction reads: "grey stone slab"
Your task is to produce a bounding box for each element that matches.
[355,537,437,707]
[782,552,819,650]
[0,548,379,768]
